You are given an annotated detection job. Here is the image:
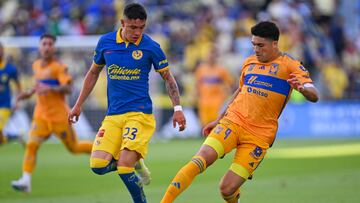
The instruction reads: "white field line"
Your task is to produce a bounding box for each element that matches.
[267,143,360,159]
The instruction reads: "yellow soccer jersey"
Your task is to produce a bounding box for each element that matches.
[224,53,313,145]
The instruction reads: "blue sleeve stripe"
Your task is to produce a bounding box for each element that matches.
[244,74,291,96]
[38,79,60,86]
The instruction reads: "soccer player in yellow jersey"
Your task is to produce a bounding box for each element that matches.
[11,34,93,193]
[161,21,319,203]
[68,3,186,203]
[195,47,234,128]
[0,42,22,145]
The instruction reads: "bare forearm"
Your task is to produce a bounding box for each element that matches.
[160,70,181,106]
[300,86,319,103]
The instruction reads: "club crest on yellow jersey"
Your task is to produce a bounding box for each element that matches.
[132,50,143,60]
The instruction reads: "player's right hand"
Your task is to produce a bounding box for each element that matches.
[202,121,218,136]
[68,105,81,124]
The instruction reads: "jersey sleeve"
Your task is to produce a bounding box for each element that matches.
[287,59,313,84]
[93,36,106,66]
[57,65,72,85]
[150,42,169,72]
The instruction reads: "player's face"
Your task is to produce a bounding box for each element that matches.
[251,36,278,63]
[39,37,56,60]
[121,18,146,43]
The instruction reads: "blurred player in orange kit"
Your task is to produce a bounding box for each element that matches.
[161,21,319,203]
[11,34,92,193]
[195,47,234,128]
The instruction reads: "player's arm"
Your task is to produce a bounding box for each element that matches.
[159,69,186,131]
[287,73,319,103]
[69,62,104,123]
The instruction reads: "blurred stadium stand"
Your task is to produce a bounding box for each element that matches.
[0,0,359,139]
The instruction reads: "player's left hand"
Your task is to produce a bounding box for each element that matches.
[173,110,186,131]
[69,105,81,124]
[287,74,304,92]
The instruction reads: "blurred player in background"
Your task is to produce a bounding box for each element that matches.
[11,34,93,193]
[195,47,234,128]
[68,3,186,203]
[0,42,22,145]
[161,21,319,203]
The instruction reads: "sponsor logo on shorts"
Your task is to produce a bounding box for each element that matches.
[250,146,263,159]
[214,126,224,134]
[97,129,105,137]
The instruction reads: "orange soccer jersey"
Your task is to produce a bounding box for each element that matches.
[32,59,72,123]
[224,54,313,145]
[195,63,233,125]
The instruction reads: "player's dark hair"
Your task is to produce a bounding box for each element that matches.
[251,21,279,41]
[40,33,57,42]
[124,3,147,20]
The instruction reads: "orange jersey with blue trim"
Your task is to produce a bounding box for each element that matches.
[224,54,313,145]
[195,63,233,106]
[32,59,72,122]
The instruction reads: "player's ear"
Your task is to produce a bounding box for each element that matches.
[272,40,278,48]
[120,19,125,27]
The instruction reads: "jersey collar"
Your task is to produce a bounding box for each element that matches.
[116,28,142,47]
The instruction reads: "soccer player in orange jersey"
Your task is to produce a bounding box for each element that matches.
[161,21,319,203]
[195,47,234,128]
[11,34,93,193]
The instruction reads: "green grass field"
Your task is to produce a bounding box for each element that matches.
[1,138,360,203]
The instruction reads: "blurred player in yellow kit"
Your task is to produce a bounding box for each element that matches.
[0,42,22,145]
[161,21,319,202]
[195,47,234,128]
[11,34,93,193]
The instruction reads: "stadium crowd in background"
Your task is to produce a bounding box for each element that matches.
[0,0,359,132]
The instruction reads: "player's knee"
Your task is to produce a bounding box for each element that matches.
[90,157,114,175]
[219,180,239,196]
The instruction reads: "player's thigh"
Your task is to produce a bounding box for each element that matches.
[0,108,11,129]
[93,115,125,159]
[231,134,268,180]
[28,118,52,142]
[120,112,156,159]
[203,119,238,159]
